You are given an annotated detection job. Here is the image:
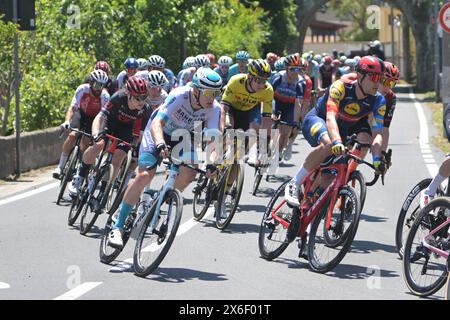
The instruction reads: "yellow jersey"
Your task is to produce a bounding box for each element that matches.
[221,74,274,114]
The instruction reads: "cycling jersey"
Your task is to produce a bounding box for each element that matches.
[271,71,305,106]
[226,63,247,82]
[177,67,196,87]
[71,83,110,118]
[319,64,335,88]
[303,74,312,104]
[116,70,129,89]
[163,68,175,92]
[221,74,274,114]
[146,90,168,109]
[213,66,229,85]
[383,90,396,128]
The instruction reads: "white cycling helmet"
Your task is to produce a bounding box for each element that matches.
[148,55,166,68]
[183,56,196,69]
[137,58,149,70]
[192,67,222,90]
[88,69,108,84]
[148,70,168,88]
[218,55,233,66]
[194,54,210,68]
[345,58,356,68]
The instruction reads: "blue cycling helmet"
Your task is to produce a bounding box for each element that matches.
[192,67,222,90]
[274,58,285,71]
[235,50,250,61]
[124,57,138,69]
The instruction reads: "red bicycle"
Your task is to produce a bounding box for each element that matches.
[258,135,378,273]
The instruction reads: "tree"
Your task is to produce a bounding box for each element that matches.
[0,20,16,136]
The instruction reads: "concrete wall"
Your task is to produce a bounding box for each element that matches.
[0,127,63,179]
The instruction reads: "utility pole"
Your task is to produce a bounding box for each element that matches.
[435,0,441,102]
[13,0,21,177]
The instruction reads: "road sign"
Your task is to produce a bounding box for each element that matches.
[0,0,35,31]
[439,2,450,34]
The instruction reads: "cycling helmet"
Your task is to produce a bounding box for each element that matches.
[345,58,356,68]
[206,53,216,64]
[125,75,148,96]
[353,55,361,65]
[383,61,400,81]
[192,67,222,90]
[323,55,333,65]
[183,56,196,69]
[148,55,166,68]
[356,56,385,74]
[313,54,322,63]
[218,55,233,66]
[235,50,250,61]
[247,59,271,78]
[339,55,347,64]
[274,58,285,71]
[95,61,110,74]
[284,53,301,67]
[194,54,210,68]
[88,69,108,85]
[137,58,149,71]
[148,70,168,88]
[124,57,138,69]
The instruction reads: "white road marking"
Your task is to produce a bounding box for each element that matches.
[410,89,439,177]
[0,282,10,289]
[0,182,59,207]
[53,282,102,300]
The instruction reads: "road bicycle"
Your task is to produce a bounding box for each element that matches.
[402,196,450,297]
[258,134,379,273]
[395,177,448,258]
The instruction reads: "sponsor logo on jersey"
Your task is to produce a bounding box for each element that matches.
[310,122,323,135]
[377,105,386,116]
[344,103,360,115]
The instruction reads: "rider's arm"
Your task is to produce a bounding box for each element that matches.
[91,112,107,138]
[64,106,75,123]
[149,116,166,146]
[381,127,389,152]
[325,80,345,143]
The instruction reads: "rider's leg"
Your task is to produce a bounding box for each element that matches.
[57,131,77,170]
[425,155,450,196]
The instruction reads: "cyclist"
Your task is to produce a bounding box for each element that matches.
[177,56,197,87]
[207,53,218,69]
[137,58,150,71]
[107,67,223,248]
[285,56,387,206]
[227,50,250,82]
[117,57,138,89]
[220,58,274,165]
[266,52,279,70]
[269,58,285,84]
[420,156,450,208]
[318,55,336,94]
[214,55,233,85]
[306,54,320,92]
[270,54,306,161]
[136,70,169,111]
[53,70,110,179]
[94,61,117,96]
[68,76,150,197]
[148,55,175,93]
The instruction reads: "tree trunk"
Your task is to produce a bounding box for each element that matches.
[402,20,412,82]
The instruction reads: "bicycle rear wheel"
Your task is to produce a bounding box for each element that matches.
[258,180,292,260]
[347,170,366,212]
[56,145,79,205]
[67,185,88,226]
[80,164,114,235]
[216,163,245,230]
[192,174,213,221]
[133,189,183,277]
[402,197,450,297]
[395,178,433,259]
[308,185,361,273]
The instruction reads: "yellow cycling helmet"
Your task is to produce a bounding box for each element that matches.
[247,58,271,78]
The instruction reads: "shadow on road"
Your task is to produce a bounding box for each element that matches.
[359,214,388,223]
[250,188,276,198]
[237,204,269,213]
[350,240,397,254]
[325,263,399,280]
[147,268,228,283]
[219,223,261,234]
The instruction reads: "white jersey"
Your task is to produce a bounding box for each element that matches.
[117,70,128,89]
[141,86,221,152]
[177,67,196,87]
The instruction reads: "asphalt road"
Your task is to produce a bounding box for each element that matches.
[0,89,446,300]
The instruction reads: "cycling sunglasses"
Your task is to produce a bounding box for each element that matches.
[288,67,302,72]
[381,77,397,89]
[91,81,105,90]
[251,75,267,84]
[199,88,222,98]
[131,94,148,101]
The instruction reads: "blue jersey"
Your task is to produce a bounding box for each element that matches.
[271,71,305,109]
[226,63,247,82]
[163,68,175,92]
[213,66,229,85]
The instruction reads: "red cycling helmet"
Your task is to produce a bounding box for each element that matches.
[126,75,148,96]
[323,55,333,65]
[332,59,341,67]
[383,61,399,81]
[284,53,301,66]
[356,56,385,74]
[95,61,110,74]
[206,53,216,64]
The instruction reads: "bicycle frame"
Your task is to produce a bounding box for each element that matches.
[422,217,450,260]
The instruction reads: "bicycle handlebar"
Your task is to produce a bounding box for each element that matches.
[59,125,92,139]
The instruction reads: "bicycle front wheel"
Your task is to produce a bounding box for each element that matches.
[258,180,292,260]
[402,197,450,297]
[308,185,361,273]
[192,174,213,221]
[216,163,245,230]
[133,189,183,277]
[57,145,79,205]
[347,170,366,212]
